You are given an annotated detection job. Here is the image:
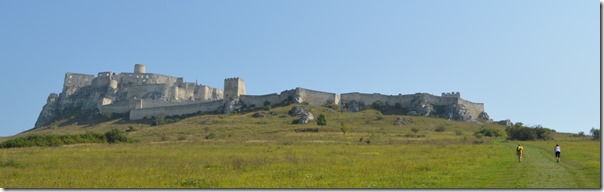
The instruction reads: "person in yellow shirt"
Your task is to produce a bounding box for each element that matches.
[516,144,524,162]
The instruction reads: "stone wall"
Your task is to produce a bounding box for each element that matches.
[340,92,416,107]
[224,78,245,99]
[239,94,283,108]
[129,100,224,120]
[457,98,485,120]
[296,88,339,106]
[63,73,94,97]
[195,85,224,101]
[117,73,178,86]
[126,84,168,99]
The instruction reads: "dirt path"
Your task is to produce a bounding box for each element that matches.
[483,142,595,188]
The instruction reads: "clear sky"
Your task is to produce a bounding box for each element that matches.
[0,0,599,137]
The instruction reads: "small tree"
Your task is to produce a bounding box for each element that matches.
[590,127,600,141]
[340,122,350,137]
[578,131,585,136]
[316,114,327,129]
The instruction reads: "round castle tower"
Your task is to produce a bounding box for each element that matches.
[134,64,146,74]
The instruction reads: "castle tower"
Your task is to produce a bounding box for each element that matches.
[224,77,246,99]
[134,64,146,74]
[441,92,461,98]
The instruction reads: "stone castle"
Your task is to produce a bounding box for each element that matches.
[35,64,489,128]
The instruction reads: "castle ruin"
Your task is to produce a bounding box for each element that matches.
[35,64,489,128]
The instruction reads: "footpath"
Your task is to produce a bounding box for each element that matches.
[481,142,597,188]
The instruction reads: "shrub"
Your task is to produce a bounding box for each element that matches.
[475,127,505,137]
[372,101,386,111]
[205,133,217,139]
[411,128,419,134]
[105,129,128,144]
[434,126,446,132]
[455,130,463,136]
[340,122,350,137]
[590,127,600,141]
[126,126,138,132]
[0,132,107,148]
[316,114,327,128]
[505,123,554,141]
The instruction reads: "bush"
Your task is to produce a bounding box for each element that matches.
[372,101,386,111]
[411,128,419,134]
[590,128,600,141]
[475,127,505,137]
[126,126,138,132]
[505,123,554,141]
[455,130,463,136]
[0,132,106,148]
[434,126,446,132]
[105,129,128,144]
[205,133,217,139]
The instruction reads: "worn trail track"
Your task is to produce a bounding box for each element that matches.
[479,142,597,188]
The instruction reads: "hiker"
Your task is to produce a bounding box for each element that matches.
[554,144,561,163]
[516,144,524,162]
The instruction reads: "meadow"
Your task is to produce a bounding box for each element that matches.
[0,105,600,188]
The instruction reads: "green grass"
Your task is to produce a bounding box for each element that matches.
[0,104,600,188]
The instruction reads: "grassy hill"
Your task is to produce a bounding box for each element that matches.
[0,104,600,188]
[8,104,499,144]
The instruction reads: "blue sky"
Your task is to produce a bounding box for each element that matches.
[0,0,599,136]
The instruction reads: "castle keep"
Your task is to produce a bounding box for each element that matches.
[35,64,489,128]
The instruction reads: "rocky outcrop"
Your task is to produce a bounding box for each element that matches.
[344,100,365,112]
[223,98,244,114]
[478,112,491,122]
[407,97,434,117]
[289,106,315,124]
[35,93,59,128]
[443,104,471,121]
[393,117,407,126]
[497,119,512,126]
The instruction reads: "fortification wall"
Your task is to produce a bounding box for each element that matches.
[296,88,338,106]
[127,84,168,99]
[420,93,458,106]
[129,100,224,120]
[139,99,204,108]
[458,99,485,120]
[117,73,178,86]
[340,93,415,107]
[195,85,223,101]
[98,101,131,114]
[63,73,94,97]
[170,86,196,101]
[239,94,282,107]
[91,72,117,88]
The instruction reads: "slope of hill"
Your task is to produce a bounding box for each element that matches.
[0,104,599,188]
[12,104,498,144]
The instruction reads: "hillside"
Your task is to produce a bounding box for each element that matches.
[13,104,500,144]
[0,104,599,188]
